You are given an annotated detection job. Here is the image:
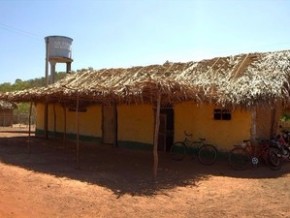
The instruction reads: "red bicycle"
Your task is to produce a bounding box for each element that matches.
[228,139,280,170]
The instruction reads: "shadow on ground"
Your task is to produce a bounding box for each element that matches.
[0,131,289,197]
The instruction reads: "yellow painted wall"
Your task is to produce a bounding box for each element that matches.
[174,102,251,150]
[256,103,283,138]
[36,101,256,150]
[65,105,102,137]
[256,107,272,139]
[36,103,102,137]
[35,103,45,129]
[118,104,154,144]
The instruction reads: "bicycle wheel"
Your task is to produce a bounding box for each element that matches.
[170,142,186,161]
[198,144,217,165]
[267,148,281,170]
[228,147,250,170]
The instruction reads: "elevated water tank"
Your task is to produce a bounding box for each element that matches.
[45,35,73,63]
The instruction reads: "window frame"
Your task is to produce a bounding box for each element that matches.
[213,108,232,121]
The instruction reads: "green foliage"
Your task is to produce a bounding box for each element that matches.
[281,114,290,122]
[0,72,68,92]
[16,102,30,113]
[0,82,13,92]
[0,71,69,124]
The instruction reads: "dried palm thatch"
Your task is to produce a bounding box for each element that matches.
[0,100,17,110]
[1,49,290,108]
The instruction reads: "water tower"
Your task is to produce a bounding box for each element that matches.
[44,36,73,85]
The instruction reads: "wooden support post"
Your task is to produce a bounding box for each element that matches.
[53,104,56,138]
[76,94,80,169]
[251,106,257,145]
[28,101,32,153]
[63,104,67,149]
[3,110,5,126]
[44,102,48,139]
[153,93,161,180]
[270,100,282,137]
[270,106,277,137]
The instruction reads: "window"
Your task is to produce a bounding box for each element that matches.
[214,109,231,120]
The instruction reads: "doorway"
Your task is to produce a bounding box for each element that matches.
[102,104,117,146]
[156,107,174,152]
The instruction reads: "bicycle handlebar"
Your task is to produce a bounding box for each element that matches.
[184,131,207,142]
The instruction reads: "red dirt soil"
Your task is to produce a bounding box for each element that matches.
[0,126,290,217]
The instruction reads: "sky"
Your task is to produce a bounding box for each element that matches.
[0,0,290,84]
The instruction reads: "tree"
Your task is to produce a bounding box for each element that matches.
[15,78,22,84]
[0,71,74,124]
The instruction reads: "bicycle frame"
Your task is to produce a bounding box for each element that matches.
[244,140,271,165]
[229,139,280,170]
[170,131,217,165]
[182,131,206,151]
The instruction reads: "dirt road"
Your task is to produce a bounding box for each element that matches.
[0,127,290,217]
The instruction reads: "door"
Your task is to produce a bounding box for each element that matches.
[156,107,174,152]
[158,114,167,151]
[102,104,117,145]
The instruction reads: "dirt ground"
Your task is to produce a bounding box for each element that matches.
[0,126,290,218]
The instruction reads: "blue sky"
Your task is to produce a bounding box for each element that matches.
[0,0,290,83]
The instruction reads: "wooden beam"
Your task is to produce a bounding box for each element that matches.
[231,54,251,79]
[153,93,161,179]
[63,104,67,149]
[76,93,80,169]
[270,106,276,137]
[44,102,48,139]
[53,104,56,138]
[251,106,257,145]
[28,101,32,153]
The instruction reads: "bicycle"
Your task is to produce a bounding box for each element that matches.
[228,139,281,170]
[170,131,217,165]
[267,130,290,169]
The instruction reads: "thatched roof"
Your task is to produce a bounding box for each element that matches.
[0,100,17,110]
[1,49,290,108]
